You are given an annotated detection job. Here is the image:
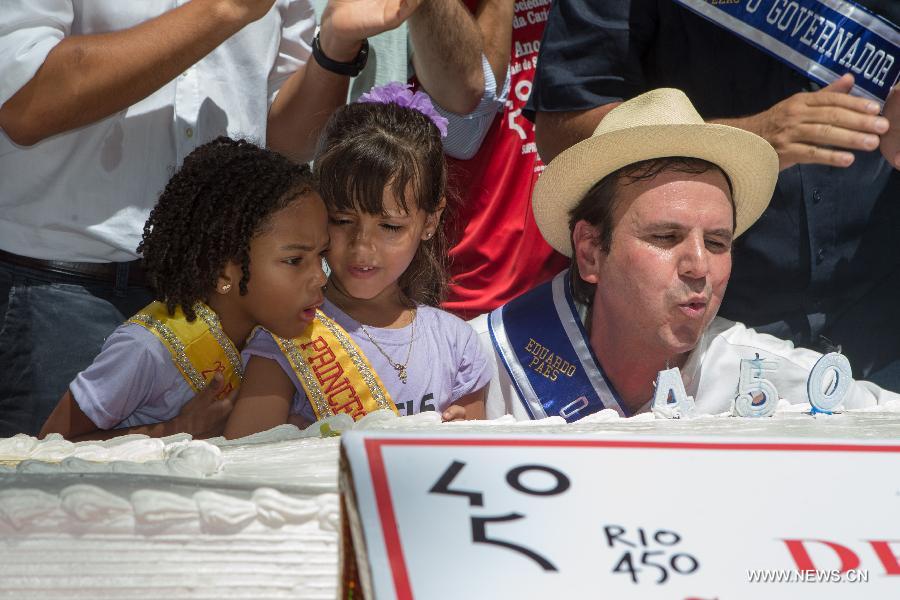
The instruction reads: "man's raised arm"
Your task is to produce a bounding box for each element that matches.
[537,75,894,171]
[0,0,277,147]
[267,0,422,162]
[408,0,485,115]
[534,104,619,163]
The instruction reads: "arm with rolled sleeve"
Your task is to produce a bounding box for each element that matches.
[437,55,509,160]
[409,0,513,159]
[409,0,485,115]
[529,0,636,162]
[0,0,283,146]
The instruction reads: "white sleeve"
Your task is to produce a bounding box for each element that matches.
[702,321,900,410]
[436,54,509,160]
[69,325,166,430]
[0,1,73,106]
[268,0,316,106]
[469,314,526,420]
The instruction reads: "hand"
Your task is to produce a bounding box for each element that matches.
[732,74,889,170]
[880,85,900,169]
[175,372,237,438]
[441,404,468,422]
[319,0,422,60]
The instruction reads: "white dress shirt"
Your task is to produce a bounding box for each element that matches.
[471,313,899,420]
[0,1,314,262]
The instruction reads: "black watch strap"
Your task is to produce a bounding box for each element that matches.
[312,31,369,77]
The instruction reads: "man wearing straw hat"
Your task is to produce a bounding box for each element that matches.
[473,89,898,421]
[527,0,900,393]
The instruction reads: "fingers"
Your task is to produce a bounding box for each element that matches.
[198,390,237,439]
[821,72,855,94]
[805,94,883,123]
[791,121,881,153]
[205,372,225,395]
[442,405,466,422]
[803,103,889,133]
[781,142,855,168]
[181,372,224,411]
[210,390,236,420]
[771,83,890,168]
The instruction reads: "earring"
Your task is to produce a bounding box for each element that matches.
[220,283,232,294]
[425,231,434,240]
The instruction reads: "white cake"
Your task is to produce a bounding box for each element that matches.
[2,402,899,599]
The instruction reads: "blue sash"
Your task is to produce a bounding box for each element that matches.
[487,270,628,422]
[674,0,899,102]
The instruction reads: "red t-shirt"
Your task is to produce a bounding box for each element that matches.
[442,0,568,320]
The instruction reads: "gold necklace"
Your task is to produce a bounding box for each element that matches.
[357,310,416,384]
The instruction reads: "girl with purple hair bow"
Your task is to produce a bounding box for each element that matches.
[225,84,490,438]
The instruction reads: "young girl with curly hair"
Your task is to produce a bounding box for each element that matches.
[224,84,491,439]
[41,137,328,440]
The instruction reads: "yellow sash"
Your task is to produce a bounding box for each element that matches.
[273,310,397,421]
[128,302,242,399]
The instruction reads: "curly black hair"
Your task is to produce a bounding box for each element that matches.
[314,100,453,307]
[138,137,316,321]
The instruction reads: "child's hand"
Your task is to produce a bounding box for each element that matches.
[441,405,467,422]
[176,373,237,438]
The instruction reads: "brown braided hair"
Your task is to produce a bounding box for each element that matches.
[138,137,316,321]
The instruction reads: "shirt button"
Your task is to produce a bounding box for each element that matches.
[816,248,825,264]
[185,127,194,138]
[812,189,822,204]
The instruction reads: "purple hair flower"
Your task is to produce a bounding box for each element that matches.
[357,82,449,137]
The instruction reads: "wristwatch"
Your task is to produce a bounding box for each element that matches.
[312,30,369,77]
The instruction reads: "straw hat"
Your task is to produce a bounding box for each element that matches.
[533,88,779,256]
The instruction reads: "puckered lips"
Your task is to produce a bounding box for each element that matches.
[677,295,708,319]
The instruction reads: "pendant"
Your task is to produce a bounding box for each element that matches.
[396,365,408,384]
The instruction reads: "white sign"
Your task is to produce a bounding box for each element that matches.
[340,432,900,599]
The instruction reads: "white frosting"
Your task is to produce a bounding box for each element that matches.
[0,433,169,464]
[0,484,336,536]
[61,484,133,522]
[0,488,60,530]
[2,404,898,599]
[0,437,222,478]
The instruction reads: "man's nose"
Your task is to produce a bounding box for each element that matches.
[678,234,710,279]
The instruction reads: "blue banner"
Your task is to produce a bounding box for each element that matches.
[488,270,628,422]
[675,0,899,101]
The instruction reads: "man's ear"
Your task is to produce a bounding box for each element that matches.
[422,196,447,240]
[215,262,241,295]
[572,220,604,284]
